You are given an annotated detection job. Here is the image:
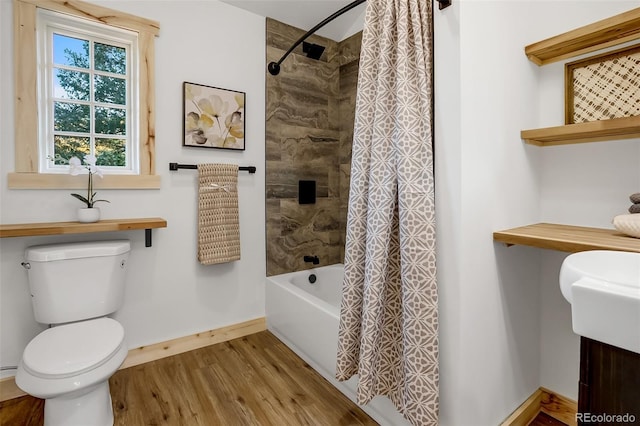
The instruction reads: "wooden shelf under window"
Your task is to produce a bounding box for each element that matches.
[0,217,167,247]
[524,7,640,65]
[493,223,640,253]
[521,116,640,146]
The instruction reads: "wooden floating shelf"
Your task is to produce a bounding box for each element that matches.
[525,7,640,65]
[493,223,640,253]
[521,116,640,146]
[0,217,167,247]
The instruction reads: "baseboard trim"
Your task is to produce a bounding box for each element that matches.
[500,388,544,426]
[0,377,26,402]
[120,317,266,369]
[501,387,577,426]
[0,317,266,402]
[540,387,578,426]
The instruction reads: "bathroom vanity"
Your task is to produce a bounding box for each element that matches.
[578,337,640,422]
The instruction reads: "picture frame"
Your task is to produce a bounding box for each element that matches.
[183,82,246,150]
[565,44,640,124]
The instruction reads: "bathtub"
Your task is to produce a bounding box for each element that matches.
[265,264,410,426]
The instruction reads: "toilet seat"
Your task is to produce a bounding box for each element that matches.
[22,318,125,379]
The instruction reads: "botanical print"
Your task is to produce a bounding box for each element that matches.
[184,82,245,150]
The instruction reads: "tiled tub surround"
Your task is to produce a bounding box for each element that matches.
[266,18,361,276]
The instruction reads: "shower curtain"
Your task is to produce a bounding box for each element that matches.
[335,0,437,425]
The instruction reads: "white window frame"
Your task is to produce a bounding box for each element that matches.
[37,9,139,175]
[10,0,160,189]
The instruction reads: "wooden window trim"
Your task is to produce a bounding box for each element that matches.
[10,0,160,189]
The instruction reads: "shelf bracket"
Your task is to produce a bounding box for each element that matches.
[437,0,452,10]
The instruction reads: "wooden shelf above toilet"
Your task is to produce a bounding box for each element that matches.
[0,217,167,247]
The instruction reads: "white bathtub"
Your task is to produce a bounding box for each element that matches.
[265,264,410,426]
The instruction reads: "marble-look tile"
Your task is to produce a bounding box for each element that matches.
[266,18,360,275]
[339,164,351,208]
[268,46,339,98]
[266,160,329,199]
[328,97,341,132]
[280,198,340,235]
[267,232,343,275]
[265,126,282,161]
[266,199,281,240]
[267,18,338,64]
[279,126,340,162]
[337,31,363,66]
[339,95,356,164]
[340,60,360,93]
[328,163,340,199]
[339,129,354,165]
[267,85,329,130]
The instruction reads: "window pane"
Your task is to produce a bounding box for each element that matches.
[53,135,90,164]
[95,106,126,135]
[54,102,90,132]
[54,68,90,100]
[53,34,89,68]
[96,138,126,166]
[95,43,126,75]
[94,75,126,105]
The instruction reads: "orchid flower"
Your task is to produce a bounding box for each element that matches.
[69,155,109,208]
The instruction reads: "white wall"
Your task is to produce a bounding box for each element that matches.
[436,0,639,423]
[436,1,543,424]
[534,1,640,401]
[0,0,266,375]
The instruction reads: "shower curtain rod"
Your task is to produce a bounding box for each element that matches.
[267,0,365,75]
[267,0,452,76]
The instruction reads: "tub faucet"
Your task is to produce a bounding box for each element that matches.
[304,255,319,265]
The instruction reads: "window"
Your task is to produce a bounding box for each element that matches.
[38,9,138,174]
[10,0,160,189]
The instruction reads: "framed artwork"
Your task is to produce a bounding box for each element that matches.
[183,82,246,150]
[565,45,640,124]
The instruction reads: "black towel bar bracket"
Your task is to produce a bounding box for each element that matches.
[169,163,257,174]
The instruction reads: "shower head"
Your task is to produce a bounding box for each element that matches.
[302,41,325,60]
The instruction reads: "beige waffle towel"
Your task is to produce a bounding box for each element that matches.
[197,164,240,264]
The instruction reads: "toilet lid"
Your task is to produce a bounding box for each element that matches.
[23,318,125,379]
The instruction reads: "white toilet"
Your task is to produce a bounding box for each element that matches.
[16,240,131,426]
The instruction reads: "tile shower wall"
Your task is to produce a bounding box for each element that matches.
[266,18,361,276]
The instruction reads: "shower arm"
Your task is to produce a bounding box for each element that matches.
[267,0,366,76]
[267,0,451,76]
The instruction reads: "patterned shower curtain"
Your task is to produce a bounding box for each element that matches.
[335,0,437,425]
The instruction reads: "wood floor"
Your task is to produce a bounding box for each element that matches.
[0,331,375,425]
[0,330,569,426]
[530,412,568,426]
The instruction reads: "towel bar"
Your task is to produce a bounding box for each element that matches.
[169,163,256,173]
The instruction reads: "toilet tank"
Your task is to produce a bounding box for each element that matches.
[24,240,131,324]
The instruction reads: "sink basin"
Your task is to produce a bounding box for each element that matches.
[559,250,640,354]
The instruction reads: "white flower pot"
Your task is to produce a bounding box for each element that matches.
[77,207,100,223]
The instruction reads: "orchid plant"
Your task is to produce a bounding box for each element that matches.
[69,155,109,208]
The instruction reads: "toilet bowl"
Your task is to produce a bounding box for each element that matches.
[17,240,131,425]
[16,317,127,426]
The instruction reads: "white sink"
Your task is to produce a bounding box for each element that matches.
[559,250,640,354]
